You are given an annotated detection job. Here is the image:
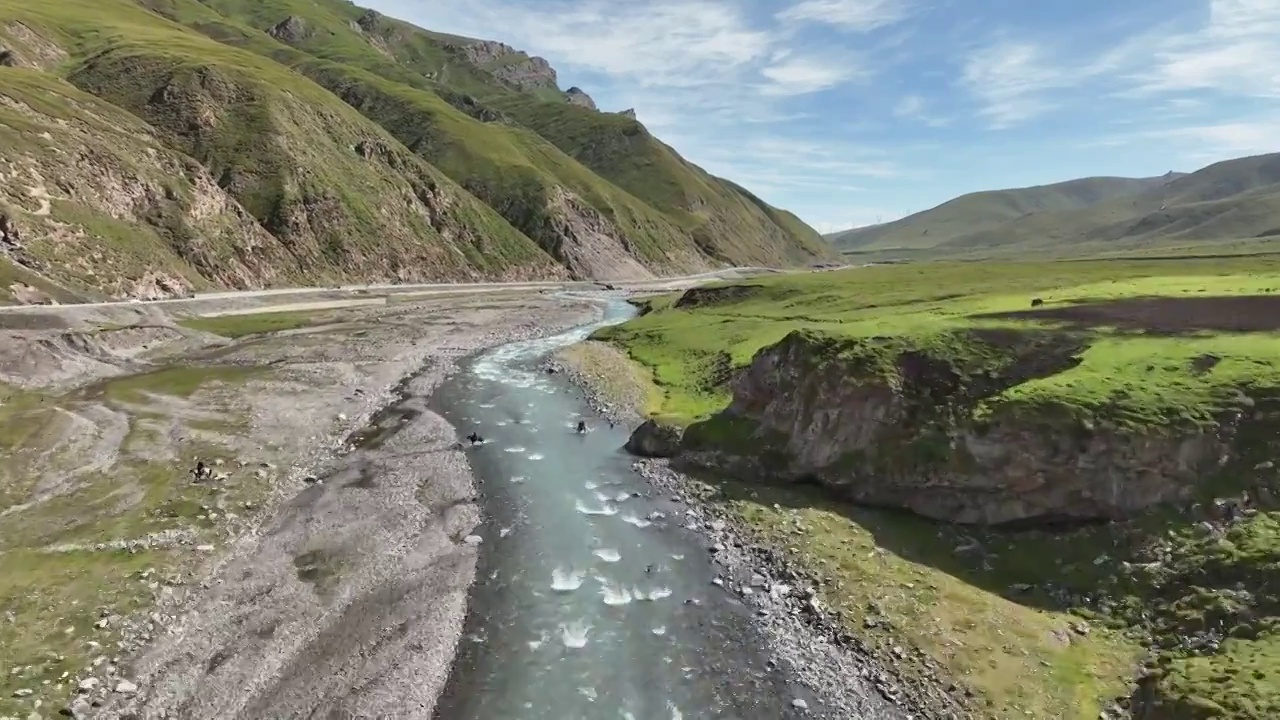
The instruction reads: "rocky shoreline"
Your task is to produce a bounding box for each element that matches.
[548,342,975,719]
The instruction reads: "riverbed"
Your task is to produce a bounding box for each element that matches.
[432,299,826,719]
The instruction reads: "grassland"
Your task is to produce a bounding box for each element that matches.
[598,259,1280,429]
[179,309,345,338]
[0,363,274,715]
[595,258,1280,718]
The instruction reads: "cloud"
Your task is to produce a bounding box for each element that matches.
[1144,118,1280,160]
[777,0,914,33]
[893,94,948,126]
[760,55,864,95]
[381,0,774,89]
[1127,0,1280,98]
[959,40,1072,128]
[959,1,1280,129]
[667,133,904,187]
[1078,114,1280,166]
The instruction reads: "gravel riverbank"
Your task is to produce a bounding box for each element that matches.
[66,295,602,720]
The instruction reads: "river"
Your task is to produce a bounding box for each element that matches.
[431,298,827,719]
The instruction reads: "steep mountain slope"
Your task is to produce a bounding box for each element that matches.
[0,0,828,303]
[178,0,834,267]
[828,175,1179,251]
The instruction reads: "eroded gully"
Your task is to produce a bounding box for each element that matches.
[423,297,886,720]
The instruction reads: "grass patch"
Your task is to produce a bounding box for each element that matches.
[555,340,661,418]
[597,258,1280,430]
[179,310,341,338]
[74,364,265,404]
[597,257,1280,717]
[292,547,347,598]
[0,358,278,711]
[0,547,177,715]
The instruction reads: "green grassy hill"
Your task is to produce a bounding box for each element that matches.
[0,0,831,303]
[832,154,1280,262]
[931,154,1280,260]
[828,175,1177,251]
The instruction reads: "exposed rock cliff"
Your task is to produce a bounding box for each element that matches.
[624,419,684,457]
[672,329,1247,525]
[564,86,596,110]
[448,38,559,93]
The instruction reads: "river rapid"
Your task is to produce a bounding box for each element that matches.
[431,298,828,719]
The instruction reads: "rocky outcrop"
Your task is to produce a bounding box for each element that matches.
[564,87,596,110]
[675,330,1245,525]
[672,284,760,309]
[0,22,68,70]
[625,419,684,458]
[447,39,558,92]
[267,16,312,43]
[542,187,659,281]
[618,108,637,120]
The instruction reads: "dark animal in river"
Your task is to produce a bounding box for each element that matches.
[466,432,484,445]
[1031,297,1044,307]
[576,420,587,434]
[190,460,209,482]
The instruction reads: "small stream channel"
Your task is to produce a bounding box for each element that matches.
[431,298,822,719]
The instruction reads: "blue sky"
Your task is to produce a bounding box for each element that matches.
[368,0,1280,232]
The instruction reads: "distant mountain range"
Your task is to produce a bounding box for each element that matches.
[827,153,1280,259]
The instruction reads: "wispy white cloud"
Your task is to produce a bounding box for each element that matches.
[760,55,865,95]
[960,1,1280,129]
[893,94,948,126]
[777,0,914,33]
[959,40,1072,128]
[813,212,900,234]
[1126,0,1280,98]
[421,0,775,89]
[1143,118,1280,160]
[1077,114,1280,165]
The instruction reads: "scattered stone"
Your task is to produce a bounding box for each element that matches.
[463,535,483,546]
[77,677,99,692]
[12,688,32,698]
[60,698,92,718]
[114,679,137,695]
[792,698,809,710]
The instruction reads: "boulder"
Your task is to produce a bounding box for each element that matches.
[624,419,684,458]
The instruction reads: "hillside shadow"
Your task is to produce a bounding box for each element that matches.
[679,461,1266,622]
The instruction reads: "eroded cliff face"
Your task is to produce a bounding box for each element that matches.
[674,330,1242,525]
